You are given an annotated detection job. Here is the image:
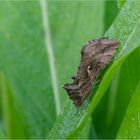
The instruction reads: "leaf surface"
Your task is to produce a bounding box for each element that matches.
[0,1,56,138]
[117,80,140,138]
[0,0,105,138]
[91,46,140,138]
[48,0,140,138]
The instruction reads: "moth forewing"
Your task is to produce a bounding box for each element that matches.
[63,38,119,107]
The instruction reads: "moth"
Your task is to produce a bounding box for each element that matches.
[63,38,119,108]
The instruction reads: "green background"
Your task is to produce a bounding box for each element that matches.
[0,0,140,139]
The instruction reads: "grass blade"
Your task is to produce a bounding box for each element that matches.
[117,80,140,138]
[48,0,140,138]
[0,1,56,138]
[0,73,26,138]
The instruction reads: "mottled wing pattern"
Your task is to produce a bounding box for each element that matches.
[63,38,119,107]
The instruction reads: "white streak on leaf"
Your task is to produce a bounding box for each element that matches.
[39,0,61,115]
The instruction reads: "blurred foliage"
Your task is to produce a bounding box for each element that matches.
[117,80,140,138]
[0,0,140,139]
[117,0,126,8]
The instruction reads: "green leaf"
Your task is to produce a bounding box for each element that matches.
[117,0,126,8]
[117,80,140,138]
[0,0,105,138]
[0,0,140,139]
[47,0,105,105]
[104,0,119,31]
[91,46,140,138]
[0,123,5,139]
[0,1,56,138]
[48,0,140,138]
[78,117,92,139]
[0,73,26,138]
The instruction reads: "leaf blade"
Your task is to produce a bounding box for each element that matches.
[0,1,56,138]
[48,0,140,138]
[117,80,140,138]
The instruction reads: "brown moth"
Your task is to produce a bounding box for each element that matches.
[63,38,119,108]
